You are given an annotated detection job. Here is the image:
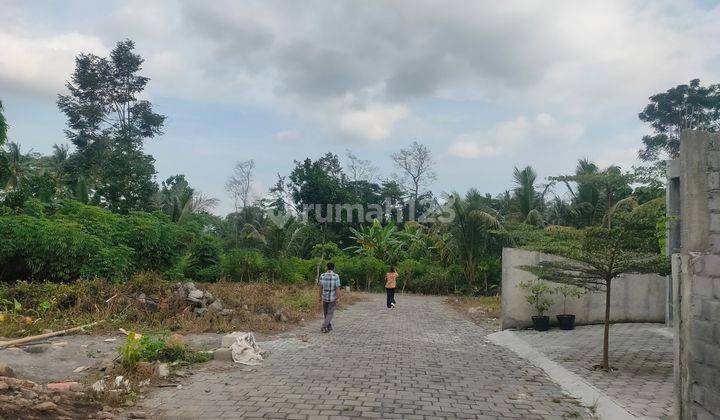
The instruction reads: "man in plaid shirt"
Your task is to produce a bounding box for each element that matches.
[319,262,341,333]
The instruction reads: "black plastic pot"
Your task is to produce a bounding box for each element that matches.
[531,315,550,331]
[557,314,576,330]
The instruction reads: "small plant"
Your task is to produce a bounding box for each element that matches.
[518,279,554,316]
[554,284,585,314]
[119,332,210,370]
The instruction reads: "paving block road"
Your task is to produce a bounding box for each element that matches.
[143,294,590,419]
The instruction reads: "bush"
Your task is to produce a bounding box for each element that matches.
[185,235,221,282]
[0,215,132,282]
[220,248,265,281]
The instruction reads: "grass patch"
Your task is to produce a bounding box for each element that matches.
[0,273,362,338]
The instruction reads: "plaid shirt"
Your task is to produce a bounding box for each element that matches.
[319,271,341,302]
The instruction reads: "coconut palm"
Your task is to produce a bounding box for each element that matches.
[0,99,7,146]
[513,165,537,220]
[446,192,504,291]
[3,142,39,190]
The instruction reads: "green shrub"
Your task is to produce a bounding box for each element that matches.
[220,248,265,281]
[185,235,221,282]
[0,215,132,282]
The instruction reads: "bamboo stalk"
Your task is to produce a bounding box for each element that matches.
[0,320,105,348]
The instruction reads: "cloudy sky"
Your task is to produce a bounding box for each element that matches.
[2,0,719,214]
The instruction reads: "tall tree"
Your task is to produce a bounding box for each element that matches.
[0,99,9,187]
[391,141,436,203]
[226,159,256,212]
[638,79,720,161]
[57,39,165,213]
[0,99,7,146]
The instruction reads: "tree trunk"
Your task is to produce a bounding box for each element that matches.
[602,278,612,369]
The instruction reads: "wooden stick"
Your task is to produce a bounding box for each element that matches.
[0,320,105,348]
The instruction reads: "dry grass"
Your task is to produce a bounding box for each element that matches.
[445,295,501,330]
[0,273,363,338]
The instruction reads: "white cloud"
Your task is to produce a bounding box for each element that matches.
[449,113,584,159]
[0,32,107,97]
[276,129,300,141]
[338,103,409,141]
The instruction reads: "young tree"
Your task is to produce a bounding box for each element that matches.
[57,39,165,213]
[638,79,720,161]
[226,159,256,212]
[391,141,436,203]
[522,227,669,370]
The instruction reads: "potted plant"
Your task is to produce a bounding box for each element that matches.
[518,279,555,331]
[554,284,586,330]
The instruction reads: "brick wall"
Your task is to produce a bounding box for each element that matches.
[674,130,720,419]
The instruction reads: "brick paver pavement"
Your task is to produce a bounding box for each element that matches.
[143,294,590,419]
[514,323,673,419]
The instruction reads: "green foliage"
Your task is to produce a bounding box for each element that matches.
[518,279,554,316]
[639,79,720,161]
[220,248,265,281]
[57,40,165,213]
[119,333,209,369]
[185,235,221,282]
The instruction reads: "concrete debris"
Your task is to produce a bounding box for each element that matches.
[172,282,232,317]
[156,363,170,379]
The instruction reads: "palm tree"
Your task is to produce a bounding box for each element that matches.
[4,142,38,190]
[0,99,7,146]
[159,175,218,223]
[447,192,504,291]
[513,166,537,220]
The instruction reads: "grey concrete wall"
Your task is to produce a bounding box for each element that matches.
[501,248,666,330]
[673,130,720,420]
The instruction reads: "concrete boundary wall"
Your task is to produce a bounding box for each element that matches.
[501,248,666,330]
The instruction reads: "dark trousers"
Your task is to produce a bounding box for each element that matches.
[386,288,396,308]
[322,300,336,329]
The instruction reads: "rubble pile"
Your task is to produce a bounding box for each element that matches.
[154,282,235,316]
[0,365,102,419]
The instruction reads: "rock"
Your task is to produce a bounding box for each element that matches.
[0,363,15,378]
[156,363,170,378]
[91,380,106,393]
[242,304,249,310]
[72,366,89,373]
[220,309,235,316]
[47,382,80,392]
[193,307,207,316]
[20,387,38,399]
[188,289,204,300]
[137,293,147,301]
[204,291,215,302]
[23,344,49,354]
[0,381,8,391]
[213,348,233,362]
[183,282,196,291]
[34,401,57,411]
[274,309,287,322]
[127,411,147,418]
[208,300,224,313]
